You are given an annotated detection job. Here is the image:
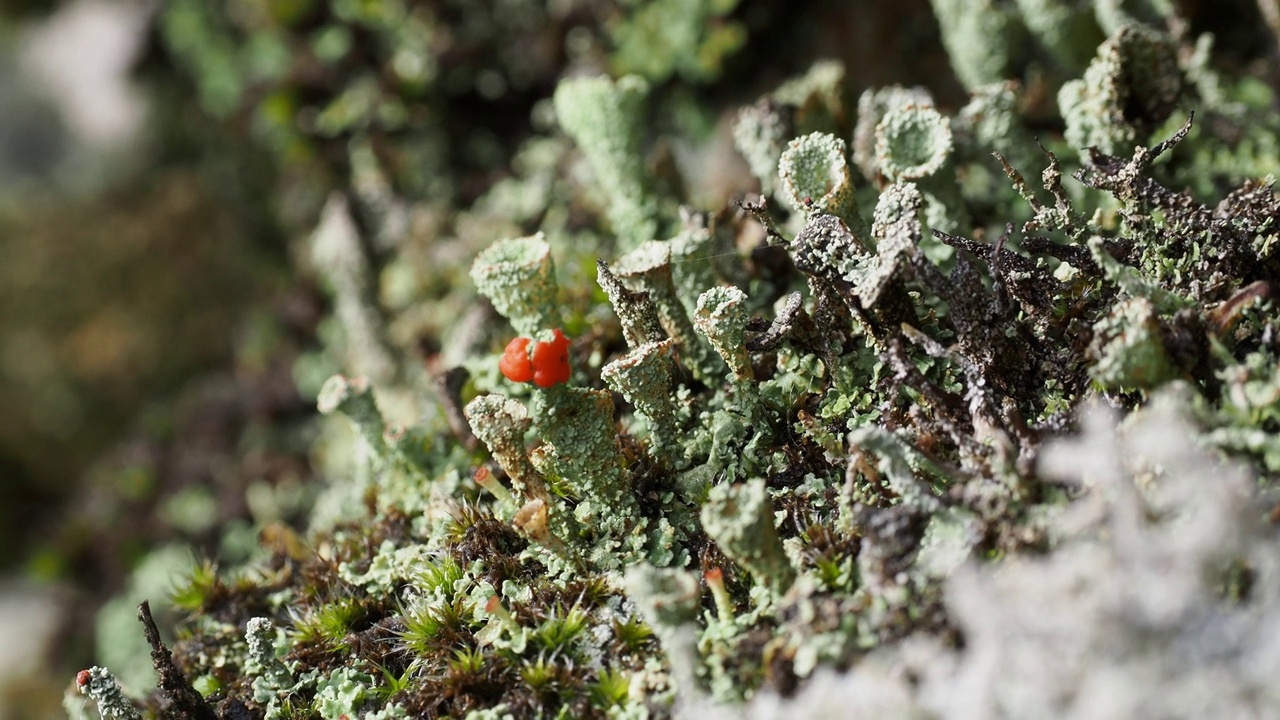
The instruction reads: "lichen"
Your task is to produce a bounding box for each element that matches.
[777,132,864,234]
[553,75,661,249]
[470,234,561,337]
[78,5,1280,720]
[1059,23,1181,159]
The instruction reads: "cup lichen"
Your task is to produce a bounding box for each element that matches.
[469,233,561,337]
[79,5,1280,720]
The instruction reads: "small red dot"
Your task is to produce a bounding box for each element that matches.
[76,669,90,691]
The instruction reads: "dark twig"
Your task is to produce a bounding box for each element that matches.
[434,366,479,452]
[138,600,218,720]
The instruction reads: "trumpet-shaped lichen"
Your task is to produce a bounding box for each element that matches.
[601,339,683,465]
[693,285,753,382]
[1059,23,1181,159]
[700,478,795,593]
[470,233,561,337]
[777,132,865,234]
[553,75,661,249]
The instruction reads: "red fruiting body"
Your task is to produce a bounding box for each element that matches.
[499,337,534,383]
[498,330,571,388]
[531,329,571,388]
[76,669,90,692]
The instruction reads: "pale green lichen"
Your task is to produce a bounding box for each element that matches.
[608,0,745,83]
[623,565,703,701]
[735,61,847,197]
[77,666,141,720]
[553,75,660,249]
[956,81,1038,174]
[1092,0,1176,35]
[310,194,397,385]
[875,104,954,183]
[859,182,924,306]
[1059,23,1181,159]
[875,102,968,241]
[668,213,730,319]
[246,617,294,713]
[597,259,663,349]
[245,617,290,681]
[732,99,789,196]
[1013,0,1104,71]
[771,59,847,135]
[777,132,865,234]
[699,478,795,592]
[313,666,376,720]
[847,426,943,511]
[1087,235,1188,313]
[463,393,547,503]
[1089,296,1176,391]
[530,386,642,558]
[469,233,561,337]
[853,85,933,181]
[101,9,1280,720]
[615,239,723,380]
[317,374,385,452]
[693,285,753,382]
[927,0,1025,91]
[601,339,684,466]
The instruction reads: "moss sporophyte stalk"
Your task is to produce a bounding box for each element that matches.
[81,5,1280,720]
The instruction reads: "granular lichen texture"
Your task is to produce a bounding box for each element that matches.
[76,3,1280,720]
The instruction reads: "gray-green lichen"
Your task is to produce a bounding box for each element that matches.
[615,239,723,380]
[1059,23,1181,159]
[875,102,969,238]
[1013,0,1105,71]
[317,374,392,457]
[700,479,795,592]
[76,667,141,720]
[1089,296,1176,391]
[735,60,847,198]
[853,85,934,181]
[470,233,561,337]
[597,259,663,349]
[553,75,661,249]
[693,285,753,382]
[927,0,1025,91]
[601,339,683,466]
[463,393,548,504]
[861,183,924,307]
[777,132,865,235]
[311,194,397,386]
[733,99,790,197]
